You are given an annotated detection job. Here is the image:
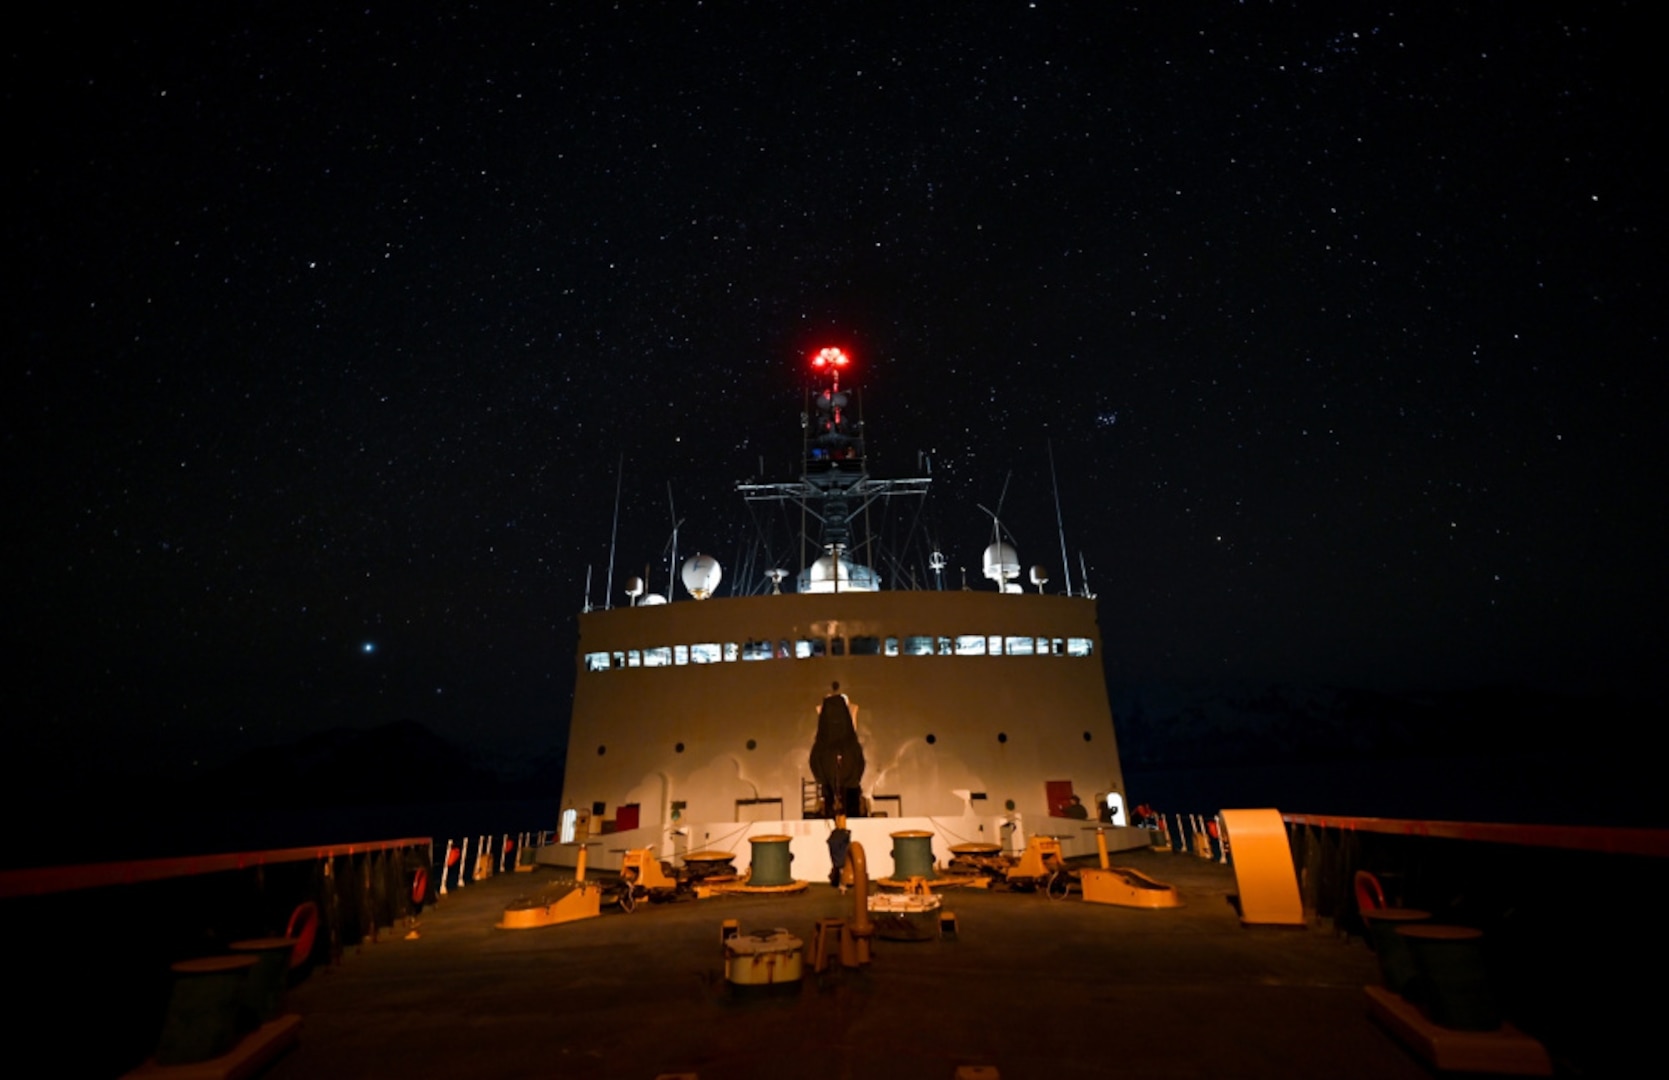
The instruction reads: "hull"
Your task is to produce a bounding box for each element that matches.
[561,589,1138,865]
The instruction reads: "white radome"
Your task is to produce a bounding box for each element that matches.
[800,553,881,593]
[680,554,722,600]
[982,542,1020,583]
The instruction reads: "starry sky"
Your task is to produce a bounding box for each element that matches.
[7,3,1664,784]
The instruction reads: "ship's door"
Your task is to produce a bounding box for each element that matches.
[1045,780,1075,817]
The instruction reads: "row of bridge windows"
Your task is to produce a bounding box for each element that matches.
[584,634,1094,672]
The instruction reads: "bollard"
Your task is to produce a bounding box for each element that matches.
[154,955,259,1064]
[889,830,938,880]
[747,835,795,887]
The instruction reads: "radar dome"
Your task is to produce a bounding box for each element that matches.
[680,553,722,600]
[641,593,667,606]
[982,542,1020,583]
[799,553,881,593]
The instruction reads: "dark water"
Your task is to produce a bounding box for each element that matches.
[11,748,1655,871]
[1126,750,1659,828]
[10,797,559,870]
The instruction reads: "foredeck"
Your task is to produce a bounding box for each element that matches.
[263,850,1431,1080]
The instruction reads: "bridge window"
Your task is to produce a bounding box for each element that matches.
[598,630,1096,671]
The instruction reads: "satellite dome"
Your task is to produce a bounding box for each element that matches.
[982,542,1020,583]
[680,553,722,600]
[641,593,668,606]
[799,553,880,593]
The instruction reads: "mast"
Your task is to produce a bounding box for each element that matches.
[737,346,929,593]
[1048,439,1074,598]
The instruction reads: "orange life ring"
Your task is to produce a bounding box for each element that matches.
[1353,870,1386,915]
[286,901,320,968]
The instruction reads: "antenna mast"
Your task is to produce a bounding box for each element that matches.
[667,482,679,601]
[738,345,928,594]
[1048,439,1074,598]
[604,453,623,610]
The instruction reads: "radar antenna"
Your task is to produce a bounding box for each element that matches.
[737,345,929,593]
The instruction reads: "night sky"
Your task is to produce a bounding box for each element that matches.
[8,4,1663,790]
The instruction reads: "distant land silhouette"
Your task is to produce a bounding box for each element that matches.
[9,682,1654,869]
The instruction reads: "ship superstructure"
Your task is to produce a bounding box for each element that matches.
[552,347,1141,877]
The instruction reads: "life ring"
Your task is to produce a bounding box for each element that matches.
[411,867,429,906]
[1353,870,1386,915]
[286,901,320,969]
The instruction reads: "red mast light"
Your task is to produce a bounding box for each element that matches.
[811,347,850,370]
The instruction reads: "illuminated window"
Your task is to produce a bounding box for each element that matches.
[584,652,610,672]
[674,645,689,665]
[777,639,792,658]
[1048,637,1064,656]
[937,636,953,655]
[743,639,773,661]
[830,636,845,656]
[690,643,721,664]
[903,635,934,656]
[723,642,739,661]
[883,636,899,656]
[1067,637,1093,657]
[560,808,579,843]
[988,635,1003,655]
[850,635,880,655]
[955,635,986,655]
[643,647,671,667]
[1005,636,1034,656]
[612,651,625,668]
[796,638,825,659]
[627,650,641,667]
